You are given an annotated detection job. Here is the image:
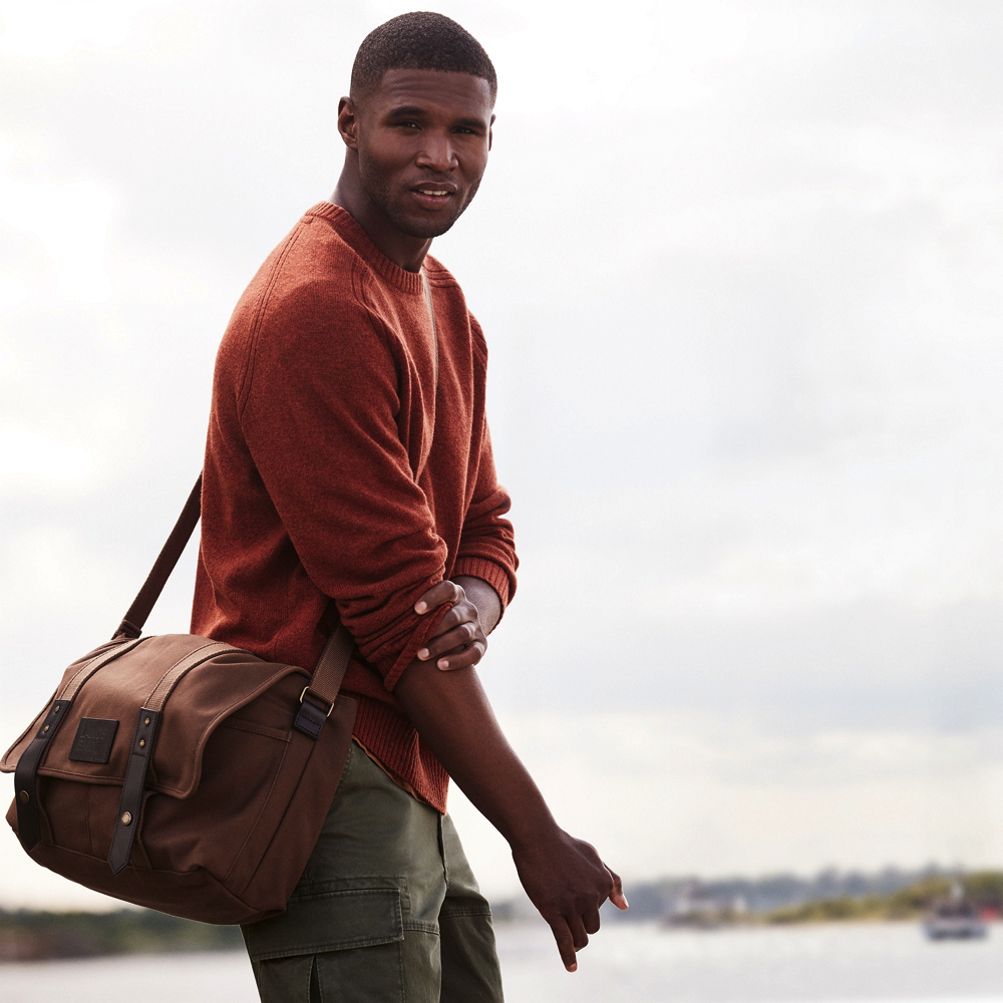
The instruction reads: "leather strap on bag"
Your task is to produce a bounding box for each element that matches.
[15,637,147,851]
[112,475,353,708]
[115,477,203,641]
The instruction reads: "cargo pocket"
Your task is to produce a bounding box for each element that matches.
[242,882,404,1002]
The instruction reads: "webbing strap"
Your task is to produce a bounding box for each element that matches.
[112,475,353,688]
[115,477,203,640]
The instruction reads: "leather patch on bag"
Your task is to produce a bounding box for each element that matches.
[69,718,119,764]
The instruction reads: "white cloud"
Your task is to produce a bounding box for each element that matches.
[448,710,1003,898]
[3,0,1003,907]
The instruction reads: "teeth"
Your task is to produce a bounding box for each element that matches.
[418,189,448,196]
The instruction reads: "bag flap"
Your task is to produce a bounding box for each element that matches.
[2,636,138,772]
[4,634,309,798]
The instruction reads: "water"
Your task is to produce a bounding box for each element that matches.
[0,921,999,1002]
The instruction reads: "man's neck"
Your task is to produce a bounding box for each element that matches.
[331,177,432,273]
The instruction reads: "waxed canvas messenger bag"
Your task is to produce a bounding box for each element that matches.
[1,476,357,925]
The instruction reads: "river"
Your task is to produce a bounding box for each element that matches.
[1,921,999,1001]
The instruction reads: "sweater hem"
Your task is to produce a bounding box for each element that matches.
[352,697,449,813]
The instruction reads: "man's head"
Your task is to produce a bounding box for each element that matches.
[333,12,497,270]
[350,12,497,105]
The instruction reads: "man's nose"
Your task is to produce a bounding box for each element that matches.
[415,132,456,172]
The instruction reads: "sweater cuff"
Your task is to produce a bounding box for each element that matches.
[451,557,514,610]
[382,603,452,692]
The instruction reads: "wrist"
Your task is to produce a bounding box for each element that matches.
[503,806,561,853]
[453,575,501,634]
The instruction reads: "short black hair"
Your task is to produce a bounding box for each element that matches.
[350,12,497,103]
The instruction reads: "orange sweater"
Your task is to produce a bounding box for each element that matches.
[191,202,517,811]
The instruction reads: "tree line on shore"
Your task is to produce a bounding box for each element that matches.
[2,865,1001,961]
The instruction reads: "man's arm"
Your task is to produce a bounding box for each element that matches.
[452,575,501,633]
[393,655,628,972]
[239,289,454,687]
[416,359,514,669]
[450,411,518,613]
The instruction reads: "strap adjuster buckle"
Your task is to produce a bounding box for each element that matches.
[299,686,335,719]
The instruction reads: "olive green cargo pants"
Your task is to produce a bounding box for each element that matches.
[241,741,505,1001]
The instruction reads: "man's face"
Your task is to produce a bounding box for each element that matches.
[348,68,494,243]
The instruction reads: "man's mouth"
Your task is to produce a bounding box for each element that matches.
[410,183,458,206]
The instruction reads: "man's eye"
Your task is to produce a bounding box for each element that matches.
[397,121,420,130]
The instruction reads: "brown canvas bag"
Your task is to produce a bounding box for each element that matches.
[1,476,357,925]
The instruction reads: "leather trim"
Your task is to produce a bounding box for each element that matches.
[14,700,72,850]
[108,707,161,874]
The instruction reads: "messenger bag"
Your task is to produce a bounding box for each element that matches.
[2,475,357,925]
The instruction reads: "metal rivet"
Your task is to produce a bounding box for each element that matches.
[143,717,151,726]
[121,811,133,826]
[42,725,49,734]
[53,706,61,713]
[18,790,29,804]
[138,739,146,748]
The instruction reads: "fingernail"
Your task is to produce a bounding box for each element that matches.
[415,601,427,613]
[438,659,449,669]
[566,962,577,973]
[418,648,429,660]
[623,896,630,908]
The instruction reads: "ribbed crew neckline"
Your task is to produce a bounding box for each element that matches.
[306,201,426,295]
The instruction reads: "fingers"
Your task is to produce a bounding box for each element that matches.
[414,579,464,614]
[567,913,591,951]
[417,639,485,670]
[427,602,480,635]
[605,865,629,911]
[418,621,483,664]
[433,640,485,671]
[547,916,579,973]
[550,910,596,972]
[413,584,487,670]
[425,620,479,651]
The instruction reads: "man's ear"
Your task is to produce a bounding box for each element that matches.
[337,96,359,150]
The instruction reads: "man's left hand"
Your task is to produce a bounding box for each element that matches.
[413,580,487,671]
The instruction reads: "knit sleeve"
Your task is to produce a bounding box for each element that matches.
[452,319,518,611]
[238,282,450,690]
[453,416,518,610]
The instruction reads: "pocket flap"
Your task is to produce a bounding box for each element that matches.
[244,883,404,961]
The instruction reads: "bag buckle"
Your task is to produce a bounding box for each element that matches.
[294,687,335,740]
[299,687,335,718]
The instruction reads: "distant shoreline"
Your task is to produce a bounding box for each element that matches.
[4,867,1000,962]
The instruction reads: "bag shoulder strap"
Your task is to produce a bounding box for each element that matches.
[114,474,352,699]
[116,476,203,640]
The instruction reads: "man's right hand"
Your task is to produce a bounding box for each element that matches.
[511,829,628,972]
[393,657,628,974]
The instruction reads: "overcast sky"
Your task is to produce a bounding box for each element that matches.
[2,0,1003,910]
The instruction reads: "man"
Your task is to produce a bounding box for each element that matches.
[191,12,626,1001]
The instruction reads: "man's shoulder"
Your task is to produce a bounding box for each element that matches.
[268,206,365,303]
[423,254,487,355]
[423,253,478,323]
[214,210,392,403]
[229,208,374,334]
[422,253,465,294]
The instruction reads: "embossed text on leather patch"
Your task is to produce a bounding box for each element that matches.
[69,718,119,764]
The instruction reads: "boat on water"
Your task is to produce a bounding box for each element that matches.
[923,882,989,940]
[660,880,748,930]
